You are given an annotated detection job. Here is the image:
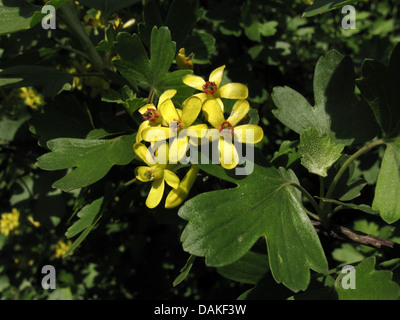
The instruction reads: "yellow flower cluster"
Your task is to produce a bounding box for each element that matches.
[134,65,264,209]
[0,208,20,236]
[18,87,43,110]
[54,239,73,259]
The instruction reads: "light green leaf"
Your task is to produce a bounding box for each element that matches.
[303,0,359,18]
[178,150,328,292]
[372,140,400,224]
[36,133,136,191]
[335,256,400,300]
[299,127,344,177]
[0,0,40,35]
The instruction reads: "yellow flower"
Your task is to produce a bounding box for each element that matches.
[55,239,73,259]
[141,95,208,162]
[27,215,40,228]
[0,208,20,236]
[182,65,248,111]
[202,99,264,169]
[165,164,199,209]
[85,10,105,28]
[18,87,43,110]
[176,48,194,70]
[134,142,180,208]
[136,89,177,143]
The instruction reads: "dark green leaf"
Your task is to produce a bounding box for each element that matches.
[272,50,379,146]
[179,150,328,292]
[335,256,400,300]
[217,251,269,285]
[36,133,137,191]
[0,65,73,97]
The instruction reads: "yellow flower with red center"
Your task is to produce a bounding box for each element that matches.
[182,65,248,111]
[134,142,180,208]
[136,89,177,143]
[202,99,264,169]
[141,95,208,162]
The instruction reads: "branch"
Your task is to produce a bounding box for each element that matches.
[312,220,400,259]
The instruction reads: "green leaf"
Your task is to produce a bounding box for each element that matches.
[0,65,73,97]
[102,86,147,115]
[29,93,93,147]
[65,197,103,238]
[357,43,400,139]
[30,0,67,28]
[217,251,269,285]
[178,150,328,292]
[303,0,359,18]
[335,256,400,300]
[299,127,344,177]
[36,133,137,191]
[64,197,104,257]
[0,0,40,35]
[372,140,400,224]
[332,243,365,264]
[172,255,196,287]
[317,198,379,216]
[272,50,379,146]
[113,27,194,102]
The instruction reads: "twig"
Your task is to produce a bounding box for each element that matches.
[312,220,400,258]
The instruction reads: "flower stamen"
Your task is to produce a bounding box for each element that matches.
[202,81,218,95]
[219,121,234,137]
[142,108,160,122]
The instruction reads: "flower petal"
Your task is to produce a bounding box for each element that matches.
[219,83,248,100]
[169,136,189,163]
[159,99,180,124]
[202,99,225,129]
[209,65,225,87]
[227,99,250,127]
[182,74,205,91]
[193,92,208,103]
[138,103,155,114]
[234,124,264,144]
[136,120,150,143]
[164,169,180,189]
[133,142,156,165]
[141,126,171,142]
[165,165,199,209]
[158,89,177,107]
[146,178,165,208]
[218,137,239,170]
[135,166,153,182]
[181,96,202,128]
